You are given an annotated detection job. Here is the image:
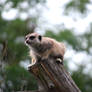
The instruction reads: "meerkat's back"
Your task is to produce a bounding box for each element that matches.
[41,37,65,60]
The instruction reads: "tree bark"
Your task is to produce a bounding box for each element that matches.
[28,58,81,92]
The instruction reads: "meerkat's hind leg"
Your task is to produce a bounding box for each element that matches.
[56,58,63,64]
[55,55,63,64]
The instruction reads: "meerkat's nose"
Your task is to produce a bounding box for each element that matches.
[29,36,35,40]
[25,38,30,44]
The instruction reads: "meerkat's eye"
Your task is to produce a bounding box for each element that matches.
[29,36,35,40]
[38,35,42,41]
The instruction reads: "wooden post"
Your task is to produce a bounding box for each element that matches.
[28,58,81,92]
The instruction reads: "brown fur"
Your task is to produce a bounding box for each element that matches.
[25,33,65,65]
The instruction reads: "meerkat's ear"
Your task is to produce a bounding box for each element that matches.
[38,35,42,41]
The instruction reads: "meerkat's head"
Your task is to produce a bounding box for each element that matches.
[25,32,42,48]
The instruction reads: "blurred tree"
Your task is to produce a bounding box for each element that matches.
[64,0,90,14]
[72,65,92,92]
[0,0,45,91]
[0,65,38,92]
[0,0,92,92]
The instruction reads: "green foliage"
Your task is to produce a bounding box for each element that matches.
[6,0,24,8]
[5,0,45,8]
[82,24,92,53]
[0,0,92,91]
[0,0,45,91]
[72,66,92,92]
[0,65,38,92]
[0,18,29,64]
[65,0,90,14]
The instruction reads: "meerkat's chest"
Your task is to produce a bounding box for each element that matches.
[33,48,52,60]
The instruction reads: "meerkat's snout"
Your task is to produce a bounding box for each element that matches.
[25,35,34,45]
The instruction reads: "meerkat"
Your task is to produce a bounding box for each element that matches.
[25,32,65,66]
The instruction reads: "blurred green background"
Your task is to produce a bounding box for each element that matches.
[0,0,92,92]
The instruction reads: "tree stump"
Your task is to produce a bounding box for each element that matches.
[28,58,81,92]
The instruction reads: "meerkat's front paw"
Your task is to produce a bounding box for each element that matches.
[27,58,36,69]
[32,58,36,64]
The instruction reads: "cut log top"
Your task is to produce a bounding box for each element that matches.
[28,58,81,92]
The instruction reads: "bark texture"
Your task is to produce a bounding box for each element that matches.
[28,58,81,92]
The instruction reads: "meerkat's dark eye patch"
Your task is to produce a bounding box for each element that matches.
[38,35,42,41]
[29,36,35,40]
